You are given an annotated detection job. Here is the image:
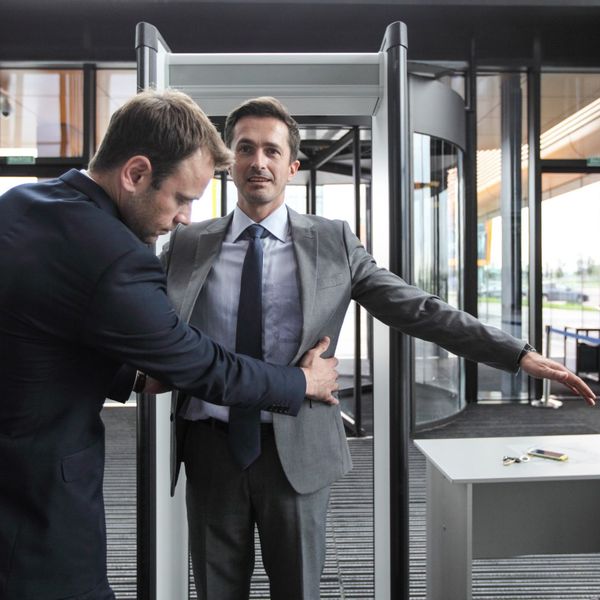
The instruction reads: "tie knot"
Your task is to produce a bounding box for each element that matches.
[244,224,268,241]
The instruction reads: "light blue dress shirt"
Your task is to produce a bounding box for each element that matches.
[183,203,303,423]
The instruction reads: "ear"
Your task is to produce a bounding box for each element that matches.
[287,159,301,182]
[120,155,153,193]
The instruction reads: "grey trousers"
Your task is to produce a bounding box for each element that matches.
[184,420,330,600]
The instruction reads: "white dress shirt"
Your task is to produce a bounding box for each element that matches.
[183,203,303,423]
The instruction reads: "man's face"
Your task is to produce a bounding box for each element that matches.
[123,148,214,244]
[229,116,300,216]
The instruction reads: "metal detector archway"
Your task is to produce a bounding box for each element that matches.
[135,21,410,600]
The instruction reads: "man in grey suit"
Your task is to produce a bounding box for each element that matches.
[161,97,596,600]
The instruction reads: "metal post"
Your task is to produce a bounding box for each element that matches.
[532,325,563,409]
[135,392,156,599]
[136,22,170,91]
[381,21,410,600]
[308,168,317,215]
[220,171,228,216]
[500,73,523,398]
[463,41,479,403]
[527,59,544,401]
[135,22,170,600]
[82,64,96,165]
[365,184,375,392]
[353,126,364,436]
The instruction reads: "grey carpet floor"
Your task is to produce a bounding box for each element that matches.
[103,397,600,598]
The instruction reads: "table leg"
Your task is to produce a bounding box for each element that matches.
[426,461,472,600]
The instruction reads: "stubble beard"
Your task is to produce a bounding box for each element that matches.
[123,189,159,244]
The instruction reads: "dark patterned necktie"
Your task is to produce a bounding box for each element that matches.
[229,223,268,469]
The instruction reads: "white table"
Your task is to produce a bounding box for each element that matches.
[414,434,600,600]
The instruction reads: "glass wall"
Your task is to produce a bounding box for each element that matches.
[413,133,464,425]
[476,73,529,401]
[541,173,600,369]
[0,69,84,159]
[96,69,136,145]
[6,65,596,416]
[540,73,600,161]
[539,73,600,377]
[0,68,136,195]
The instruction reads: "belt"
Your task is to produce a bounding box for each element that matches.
[197,417,274,437]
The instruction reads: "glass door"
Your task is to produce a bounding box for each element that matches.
[409,74,466,428]
[539,73,600,386]
[413,133,465,425]
[541,172,600,374]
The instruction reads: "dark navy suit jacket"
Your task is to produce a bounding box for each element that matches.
[0,169,305,599]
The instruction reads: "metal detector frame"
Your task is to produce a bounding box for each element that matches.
[135,21,410,600]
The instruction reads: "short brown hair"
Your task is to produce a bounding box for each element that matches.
[89,89,233,188]
[224,96,301,162]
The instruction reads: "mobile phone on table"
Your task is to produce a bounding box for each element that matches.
[527,448,568,461]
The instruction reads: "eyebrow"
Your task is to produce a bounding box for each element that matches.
[235,138,283,151]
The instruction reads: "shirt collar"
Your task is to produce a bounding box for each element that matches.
[232,203,290,243]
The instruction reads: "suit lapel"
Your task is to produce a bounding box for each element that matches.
[174,208,319,362]
[177,214,232,323]
[288,209,318,365]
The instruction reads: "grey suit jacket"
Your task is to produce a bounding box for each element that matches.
[163,208,525,495]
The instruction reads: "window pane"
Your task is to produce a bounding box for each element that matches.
[541,73,600,161]
[0,69,83,158]
[96,70,136,149]
[477,73,529,401]
[542,173,600,374]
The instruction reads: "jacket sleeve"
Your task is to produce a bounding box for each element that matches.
[342,222,525,373]
[82,245,305,415]
[105,364,137,403]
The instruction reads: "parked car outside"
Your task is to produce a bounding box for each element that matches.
[542,283,589,303]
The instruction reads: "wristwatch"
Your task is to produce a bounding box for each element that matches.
[517,343,536,365]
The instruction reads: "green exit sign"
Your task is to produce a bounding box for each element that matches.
[6,156,36,165]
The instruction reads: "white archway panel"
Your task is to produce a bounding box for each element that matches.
[168,53,381,116]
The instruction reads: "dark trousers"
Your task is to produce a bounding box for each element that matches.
[69,578,115,600]
[184,420,330,600]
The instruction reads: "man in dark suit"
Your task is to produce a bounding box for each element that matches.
[0,90,339,600]
[163,96,597,600]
